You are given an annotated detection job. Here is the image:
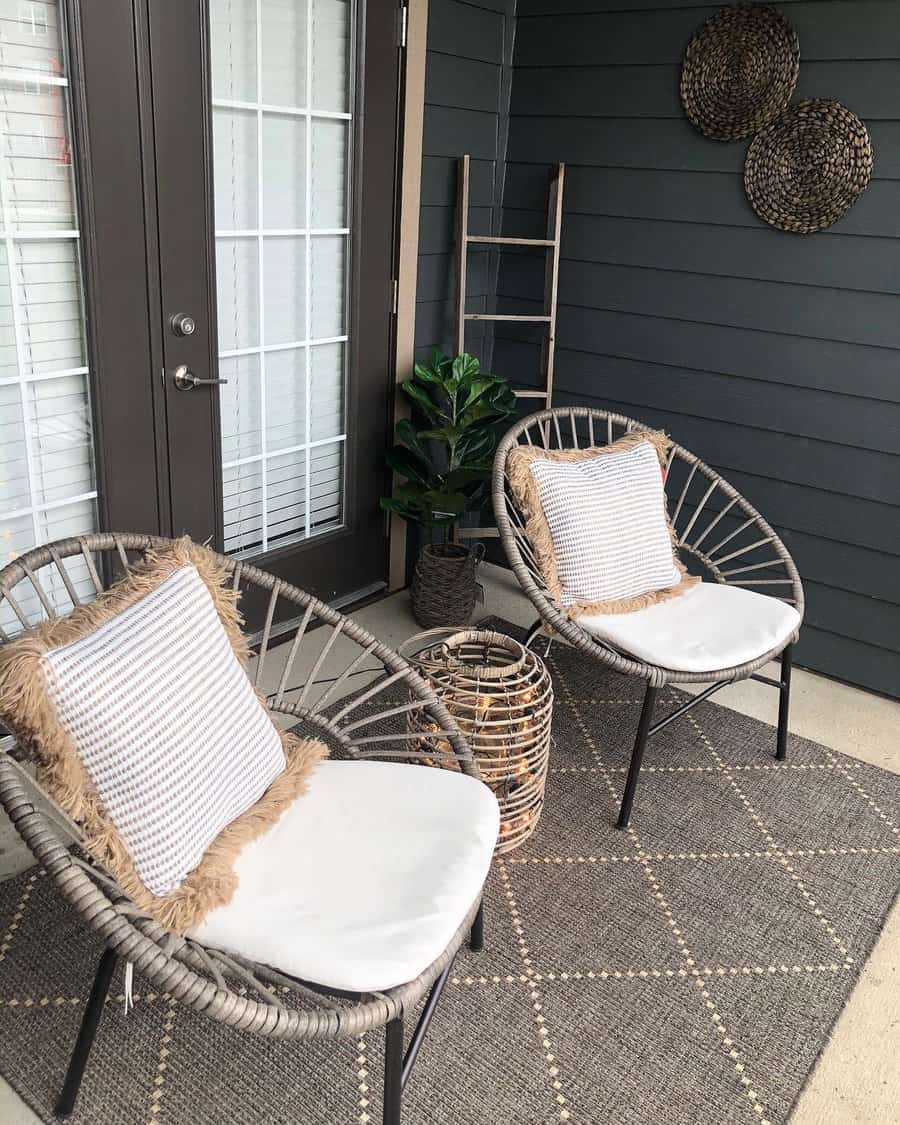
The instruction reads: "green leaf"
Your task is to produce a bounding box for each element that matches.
[451,353,480,386]
[385,445,432,485]
[400,380,440,422]
[395,418,429,458]
[412,362,442,386]
[455,427,495,465]
[423,490,467,516]
[418,426,461,445]
[460,376,494,411]
[443,466,488,491]
[430,347,451,373]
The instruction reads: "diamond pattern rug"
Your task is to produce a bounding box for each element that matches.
[1,620,899,1125]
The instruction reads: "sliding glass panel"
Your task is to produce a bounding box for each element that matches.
[0,0,97,631]
[210,0,350,556]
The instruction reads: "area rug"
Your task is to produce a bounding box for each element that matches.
[1,618,899,1125]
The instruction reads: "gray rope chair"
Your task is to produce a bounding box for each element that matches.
[0,532,490,1124]
[492,408,804,827]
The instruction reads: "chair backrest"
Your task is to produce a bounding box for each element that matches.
[492,407,803,618]
[0,532,472,770]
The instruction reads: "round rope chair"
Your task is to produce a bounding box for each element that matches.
[492,408,804,828]
[0,533,488,1124]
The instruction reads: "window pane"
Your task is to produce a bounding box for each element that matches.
[262,115,306,230]
[310,235,345,338]
[210,0,257,102]
[263,236,305,345]
[311,0,351,112]
[216,237,260,350]
[310,118,347,228]
[261,0,308,108]
[213,109,258,230]
[309,342,344,441]
[265,347,306,453]
[219,354,262,463]
[0,1,97,615]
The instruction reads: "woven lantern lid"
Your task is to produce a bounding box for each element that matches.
[745,98,874,233]
[681,4,800,142]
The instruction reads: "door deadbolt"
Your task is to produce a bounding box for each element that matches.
[170,312,196,337]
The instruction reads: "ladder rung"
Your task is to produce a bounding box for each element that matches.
[464,314,551,323]
[514,390,550,399]
[455,526,501,539]
[466,235,556,248]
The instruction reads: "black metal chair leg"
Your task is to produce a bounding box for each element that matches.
[524,619,543,649]
[617,685,658,830]
[56,947,118,1118]
[383,1017,404,1125]
[469,900,484,952]
[776,645,793,761]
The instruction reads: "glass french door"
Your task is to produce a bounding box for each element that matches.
[0,0,401,625]
[0,0,99,630]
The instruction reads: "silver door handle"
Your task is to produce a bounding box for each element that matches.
[172,365,228,391]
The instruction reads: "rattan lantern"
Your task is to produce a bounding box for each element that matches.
[402,629,553,854]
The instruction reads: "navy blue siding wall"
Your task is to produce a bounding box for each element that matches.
[490,0,900,696]
[414,0,517,366]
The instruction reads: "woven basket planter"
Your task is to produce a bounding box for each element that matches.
[410,542,482,628]
[403,629,553,854]
[745,98,873,233]
[681,4,799,142]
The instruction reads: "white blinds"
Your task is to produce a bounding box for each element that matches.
[210,0,352,557]
[0,0,97,630]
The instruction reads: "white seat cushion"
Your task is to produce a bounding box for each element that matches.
[579,582,801,674]
[191,760,500,993]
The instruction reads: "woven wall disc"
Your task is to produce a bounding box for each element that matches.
[681,4,799,142]
[744,99,873,233]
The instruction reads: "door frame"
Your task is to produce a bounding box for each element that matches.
[390,0,428,591]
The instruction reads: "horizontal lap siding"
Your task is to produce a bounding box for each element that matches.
[415,0,517,364]
[492,0,900,696]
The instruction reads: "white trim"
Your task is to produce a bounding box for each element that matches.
[3,489,99,524]
[223,433,347,472]
[0,364,89,387]
[255,0,268,553]
[219,335,348,360]
[0,69,68,88]
[0,229,80,241]
[212,97,351,121]
[216,227,349,239]
[0,140,41,546]
[304,0,314,540]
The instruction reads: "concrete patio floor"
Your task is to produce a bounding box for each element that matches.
[1,562,897,1124]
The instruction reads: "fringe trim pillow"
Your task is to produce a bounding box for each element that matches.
[506,429,699,618]
[0,538,327,932]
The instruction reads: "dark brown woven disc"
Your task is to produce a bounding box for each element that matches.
[681,4,799,142]
[745,98,874,233]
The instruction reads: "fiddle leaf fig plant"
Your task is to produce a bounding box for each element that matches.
[381,350,517,534]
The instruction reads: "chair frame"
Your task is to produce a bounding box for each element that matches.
[492,407,804,827]
[0,532,488,1124]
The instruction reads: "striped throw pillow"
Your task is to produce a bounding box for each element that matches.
[0,539,326,932]
[507,430,698,617]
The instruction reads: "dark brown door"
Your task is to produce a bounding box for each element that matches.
[69,0,401,612]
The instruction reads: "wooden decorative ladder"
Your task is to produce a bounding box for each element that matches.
[455,153,565,405]
[454,153,565,541]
